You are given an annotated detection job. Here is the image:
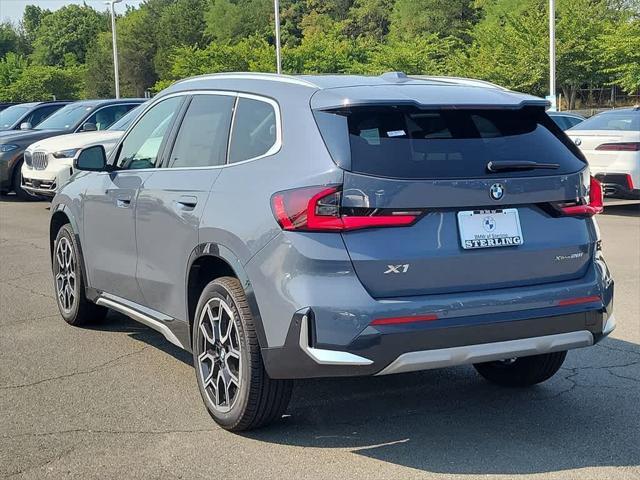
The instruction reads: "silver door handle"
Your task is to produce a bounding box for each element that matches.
[116,197,131,208]
[176,196,198,209]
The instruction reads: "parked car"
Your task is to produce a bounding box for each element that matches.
[0,98,143,199]
[0,102,19,112]
[567,107,640,199]
[50,72,614,432]
[548,111,585,130]
[21,104,145,198]
[0,101,70,131]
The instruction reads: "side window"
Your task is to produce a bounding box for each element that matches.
[116,97,182,170]
[28,105,60,126]
[567,117,583,128]
[169,95,234,168]
[228,97,278,163]
[85,104,138,131]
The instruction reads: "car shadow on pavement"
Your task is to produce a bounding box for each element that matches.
[85,310,193,366]
[87,307,640,475]
[244,336,640,476]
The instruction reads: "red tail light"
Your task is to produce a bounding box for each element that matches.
[595,142,640,152]
[271,185,419,232]
[557,295,601,306]
[558,176,604,217]
[371,314,439,326]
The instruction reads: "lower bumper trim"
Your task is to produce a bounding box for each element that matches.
[376,330,594,376]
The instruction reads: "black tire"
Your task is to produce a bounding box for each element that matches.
[53,224,108,326]
[473,351,567,387]
[12,158,36,201]
[192,277,292,432]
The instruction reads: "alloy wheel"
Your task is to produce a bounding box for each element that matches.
[196,297,242,413]
[55,237,76,313]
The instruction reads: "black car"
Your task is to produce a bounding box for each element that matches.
[0,98,144,199]
[0,101,70,131]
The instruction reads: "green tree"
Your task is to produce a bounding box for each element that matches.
[205,0,272,43]
[84,31,115,98]
[21,5,51,44]
[343,0,395,41]
[0,22,23,58]
[390,0,478,40]
[31,4,109,66]
[600,18,640,94]
[0,53,28,89]
[0,64,85,102]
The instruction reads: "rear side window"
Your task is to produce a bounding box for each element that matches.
[169,95,234,168]
[228,97,278,163]
[314,106,586,179]
[570,111,639,131]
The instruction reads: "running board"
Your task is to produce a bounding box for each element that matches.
[96,295,185,349]
[376,330,594,376]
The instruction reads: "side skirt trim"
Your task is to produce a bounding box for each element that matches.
[96,295,185,349]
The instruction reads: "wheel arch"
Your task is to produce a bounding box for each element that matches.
[49,204,94,298]
[186,243,268,351]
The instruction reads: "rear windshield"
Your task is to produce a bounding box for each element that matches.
[314,105,586,179]
[569,110,639,131]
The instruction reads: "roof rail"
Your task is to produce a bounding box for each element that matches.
[176,72,319,89]
[410,75,509,90]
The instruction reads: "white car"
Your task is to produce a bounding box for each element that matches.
[567,107,640,199]
[21,105,143,197]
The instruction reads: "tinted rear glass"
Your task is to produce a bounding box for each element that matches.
[569,111,639,131]
[314,106,586,179]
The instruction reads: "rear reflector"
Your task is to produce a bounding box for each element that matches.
[595,142,640,152]
[371,314,438,326]
[625,174,634,189]
[271,185,419,232]
[559,176,603,217]
[557,295,601,306]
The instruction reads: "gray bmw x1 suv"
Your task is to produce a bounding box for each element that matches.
[50,72,615,431]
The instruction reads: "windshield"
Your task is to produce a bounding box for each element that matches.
[570,111,639,131]
[108,104,144,131]
[35,103,93,130]
[0,105,29,129]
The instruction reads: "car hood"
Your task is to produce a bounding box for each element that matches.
[0,129,66,146]
[26,130,124,154]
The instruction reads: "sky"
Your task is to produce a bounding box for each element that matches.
[0,0,143,23]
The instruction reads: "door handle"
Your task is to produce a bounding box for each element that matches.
[176,195,198,209]
[116,196,131,208]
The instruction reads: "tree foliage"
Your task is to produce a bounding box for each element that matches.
[0,0,638,102]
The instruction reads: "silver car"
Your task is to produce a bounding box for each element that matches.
[50,72,615,431]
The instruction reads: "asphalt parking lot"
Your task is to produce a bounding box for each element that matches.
[1,196,638,480]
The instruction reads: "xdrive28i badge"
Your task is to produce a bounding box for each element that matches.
[489,183,505,200]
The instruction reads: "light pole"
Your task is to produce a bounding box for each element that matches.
[549,0,556,110]
[274,0,282,74]
[106,0,123,98]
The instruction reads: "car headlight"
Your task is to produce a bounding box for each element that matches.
[53,149,79,159]
[0,144,19,153]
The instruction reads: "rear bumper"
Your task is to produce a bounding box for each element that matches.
[595,173,640,199]
[263,296,614,379]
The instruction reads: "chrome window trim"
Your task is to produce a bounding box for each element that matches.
[106,90,283,173]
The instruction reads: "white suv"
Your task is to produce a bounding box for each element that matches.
[22,105,143,197]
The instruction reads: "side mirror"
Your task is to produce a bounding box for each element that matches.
[81,122,97,132]
[20,122,32,130]
[74,145,108,172]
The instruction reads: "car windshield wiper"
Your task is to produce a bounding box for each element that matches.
[487,161,560,172]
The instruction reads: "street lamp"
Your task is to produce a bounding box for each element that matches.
[274,0,282,74]
[106,0,123,98]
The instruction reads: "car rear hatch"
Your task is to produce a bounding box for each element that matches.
[312,85,595,298]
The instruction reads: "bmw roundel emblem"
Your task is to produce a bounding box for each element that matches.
[490,183,505,201]
[574,137,582,146]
